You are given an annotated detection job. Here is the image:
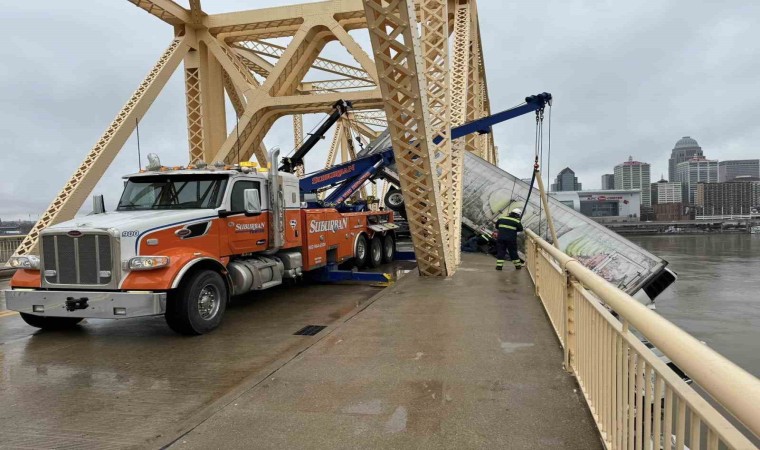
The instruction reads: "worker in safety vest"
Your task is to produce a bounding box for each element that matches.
[494,208,524,270]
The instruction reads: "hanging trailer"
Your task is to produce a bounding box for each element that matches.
[301,93,675,305]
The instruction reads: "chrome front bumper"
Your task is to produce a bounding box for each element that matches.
[4,289,166,319]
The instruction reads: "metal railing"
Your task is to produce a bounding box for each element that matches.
[525,229,759,449]
[0,235,24,266]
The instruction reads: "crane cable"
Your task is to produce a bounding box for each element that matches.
[519,103,552,242]
[343,111,368,154]
[520,107,545,228]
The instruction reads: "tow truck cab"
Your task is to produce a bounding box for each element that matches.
[6,160,395,335]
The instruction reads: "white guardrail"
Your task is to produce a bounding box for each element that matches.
[0,235,24,267]
[525,229,759,450]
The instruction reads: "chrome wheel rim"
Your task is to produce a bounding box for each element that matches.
[372,241,381,262]
[388,192,404,207]
[357,240,367,260]
[197,284,220,320]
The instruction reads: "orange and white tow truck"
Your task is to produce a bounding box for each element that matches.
[5,149,396,334]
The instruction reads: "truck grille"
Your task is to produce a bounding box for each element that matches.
[41,233,113,286]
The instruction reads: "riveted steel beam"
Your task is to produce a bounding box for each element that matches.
[362,0,452,277]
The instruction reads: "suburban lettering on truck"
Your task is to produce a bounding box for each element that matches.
[309,218,348,234]
[5,156,395,336]
[235,223,266,233]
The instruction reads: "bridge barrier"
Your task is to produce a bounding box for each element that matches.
[0,235,24,266]
[525,229,759,449]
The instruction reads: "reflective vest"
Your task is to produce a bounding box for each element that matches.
[495,215,523,240]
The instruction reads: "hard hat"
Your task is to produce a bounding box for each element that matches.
[511,208,523,216]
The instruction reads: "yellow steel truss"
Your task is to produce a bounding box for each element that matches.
[17,0,495,277]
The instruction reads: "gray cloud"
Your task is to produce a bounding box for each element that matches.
[1,0,759,220]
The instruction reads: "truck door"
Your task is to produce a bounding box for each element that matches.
[223,179,269,255]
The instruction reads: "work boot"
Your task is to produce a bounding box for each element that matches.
[495,266,503,271]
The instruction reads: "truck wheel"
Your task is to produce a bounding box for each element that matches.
[367,235,383,268]
[382,234,396,263]
[19,313,83,330]
[384,188,405,212]
[354,234,369,268]
[165,270,228,335]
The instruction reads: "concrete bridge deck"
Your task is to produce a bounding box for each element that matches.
[170,253,600,449]
[0,253,600,449]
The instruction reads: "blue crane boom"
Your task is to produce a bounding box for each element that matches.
[445,92,552,142]
[299,92,552,209]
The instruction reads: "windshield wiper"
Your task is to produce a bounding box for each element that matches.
[117,204,148,210]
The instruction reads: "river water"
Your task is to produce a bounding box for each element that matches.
[627,234,760,377]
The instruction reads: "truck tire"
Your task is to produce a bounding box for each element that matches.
[384,188,405,212]
[382,234,396,263]
[19,313,83,330]
[165,269,228,335]
[367,235,383,268]
[354,234,369,268]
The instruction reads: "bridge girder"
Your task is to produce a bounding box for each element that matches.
[16,0,493,279]
[363,0,453,276]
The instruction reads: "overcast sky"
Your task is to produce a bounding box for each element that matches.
[1,0,759,220]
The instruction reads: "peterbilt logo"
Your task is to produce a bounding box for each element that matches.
[235,223,266,233]
[309,218,348,234]
[67,230,82,237]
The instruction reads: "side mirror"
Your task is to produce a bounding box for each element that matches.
[244,189,261,216]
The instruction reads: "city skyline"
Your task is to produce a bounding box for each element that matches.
[546,135,758,192]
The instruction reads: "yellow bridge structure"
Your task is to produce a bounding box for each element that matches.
[5,1,759,448]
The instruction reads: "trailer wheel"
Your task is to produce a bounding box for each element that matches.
[354,234,369,268]
[19,313,83,330]
[165,269,228,335]
[367,235,383,268]
[382,234,396,263]
[384,188,405,212]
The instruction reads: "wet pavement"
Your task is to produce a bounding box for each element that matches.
[171,253,600,449]
[0,255,600,449]
[0,274,401,449]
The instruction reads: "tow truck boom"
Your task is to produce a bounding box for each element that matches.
[445,92,552,142]
[300,92,552,207]
[279,100,352,173]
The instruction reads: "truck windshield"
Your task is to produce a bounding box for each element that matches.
[117,175,228,211]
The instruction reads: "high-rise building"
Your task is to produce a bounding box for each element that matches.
[668,136,703,181]
[718,159,760,182]
[601,174,615,190]
[734,176,760,211]
[651,178,682,204]
[696,182,757,215]
[551,167,582,192]
[614,156,651,206]
[675,156,718,205]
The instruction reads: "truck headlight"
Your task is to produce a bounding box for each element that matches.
[127,256,170,270]
[9,255,40,270]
